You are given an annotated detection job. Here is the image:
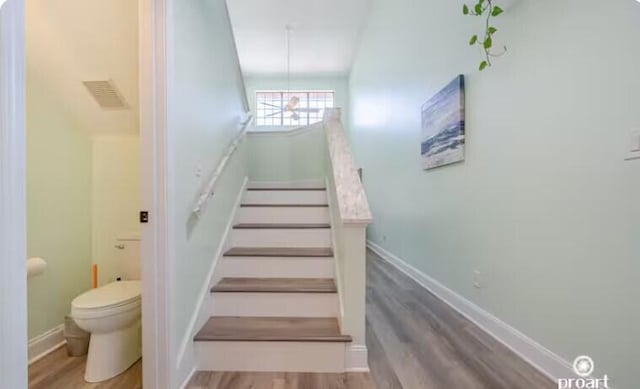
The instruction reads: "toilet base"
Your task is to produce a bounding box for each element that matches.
[84,319,141,382]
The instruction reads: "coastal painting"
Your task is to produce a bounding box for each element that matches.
[421,75,465,170]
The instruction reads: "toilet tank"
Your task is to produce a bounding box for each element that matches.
[116,234,141,281]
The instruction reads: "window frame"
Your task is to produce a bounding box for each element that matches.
[254,90,335,128]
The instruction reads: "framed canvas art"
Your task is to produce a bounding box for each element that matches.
[421,75,465,170]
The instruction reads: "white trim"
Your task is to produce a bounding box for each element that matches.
[367,240,574,383]
[247,179,326,189]
[179,367,197,389]
[0,0,28,387]
[247,122,324,137]
[28,325,66,364]
[139,0,171,387]
[176,176,248,373]
[325,177,346,329]
[345,345,369,372]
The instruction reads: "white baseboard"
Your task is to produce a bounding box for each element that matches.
[367,240,573,383]
[346,345,369,372]
[176,176,249,380]
[28,325,66,364]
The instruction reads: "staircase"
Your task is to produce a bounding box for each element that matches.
[193,182,353,372]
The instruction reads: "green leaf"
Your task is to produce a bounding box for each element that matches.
[484,36,493,49]
[469,35,478,45]
[491,6,504,16]
[474,4,483,14]
[488,27,497,35]
[479,61,489,71]
[463,4,469,14]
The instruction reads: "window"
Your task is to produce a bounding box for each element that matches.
[255,91,335,127]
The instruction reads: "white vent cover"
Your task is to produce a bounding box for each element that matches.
[82,80,129,110]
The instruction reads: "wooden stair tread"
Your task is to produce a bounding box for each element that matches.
[233,223,330,229]
[212,278,337,293]
[241,203,328,208]
[224,247,333,258]
[247,188,326,191]
[194,317,351,342]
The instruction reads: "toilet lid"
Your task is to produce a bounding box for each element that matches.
[72,280,141,310]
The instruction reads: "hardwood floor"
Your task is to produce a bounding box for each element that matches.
[365,250,555,389]
[188,372,374,389]
[211,277,337,293]
[195,317,352,342]
[29,249,555,389]
[28,346,141,389]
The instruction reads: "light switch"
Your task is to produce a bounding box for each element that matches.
[632,130,640,153]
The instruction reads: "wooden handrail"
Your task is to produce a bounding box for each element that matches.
[192,113,253,218]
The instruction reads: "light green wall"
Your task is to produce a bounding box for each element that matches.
[349,0,640,386]
[246,124,326,182]
[26,60,92,339]
[245,75,349,130]
[169,0,248,385]
[92,135,141,285]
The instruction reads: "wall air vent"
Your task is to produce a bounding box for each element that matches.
[82,80,129,110]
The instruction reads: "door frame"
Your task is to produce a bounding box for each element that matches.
[0,0,28,387]
[139,0,172,387]
[0,0,172,387]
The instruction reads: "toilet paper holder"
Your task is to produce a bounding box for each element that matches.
[27,257,47,279]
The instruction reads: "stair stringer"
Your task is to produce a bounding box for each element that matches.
[175,176,249,377]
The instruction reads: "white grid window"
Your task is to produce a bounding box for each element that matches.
[256,91,335,127]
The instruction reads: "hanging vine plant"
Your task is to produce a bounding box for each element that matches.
[463,0,507,71]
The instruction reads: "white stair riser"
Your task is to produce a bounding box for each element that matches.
[237,207,330,224]
[210,293,339,317]
[218,258,335,278]
[195,341,346,372]
[231,229,331,248]
[243,190,327,205]
[248,180,325,189]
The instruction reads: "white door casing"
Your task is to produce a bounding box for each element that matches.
[0,0,28,387]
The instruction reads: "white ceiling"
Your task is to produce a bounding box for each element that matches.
[26,0,138,135]
[227,0,371,76]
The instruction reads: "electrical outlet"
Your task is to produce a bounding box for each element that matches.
[473,271,482,289]
[631,130,640,152]
[625,130,640,161]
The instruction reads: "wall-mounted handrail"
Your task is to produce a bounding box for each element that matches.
[192,113,253,218]
[323,108,373,225]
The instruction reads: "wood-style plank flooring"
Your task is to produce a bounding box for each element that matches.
[365,250,555,389]
[194,317,352,342]
[28,346,141,389]
[212,277,337,293]
[29,249,555,389]
[188,372,375,389]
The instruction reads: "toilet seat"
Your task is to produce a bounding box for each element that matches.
[72,281,141,319]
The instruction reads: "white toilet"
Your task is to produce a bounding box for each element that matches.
[71,237,142,382]
[72,280,141,382]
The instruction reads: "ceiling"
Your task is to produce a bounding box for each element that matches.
[227,0,371,76]
[26,0,138,135]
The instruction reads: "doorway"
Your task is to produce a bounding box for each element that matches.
[0,0,170,387]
